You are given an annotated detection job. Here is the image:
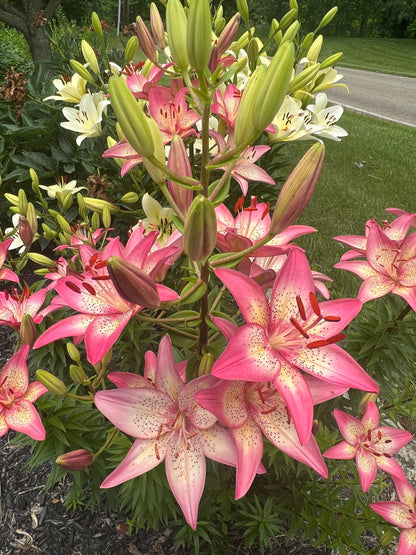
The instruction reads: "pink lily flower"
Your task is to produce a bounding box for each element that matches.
[122,61,165,100]
[34,231,179,365]
[370,477,416,555]
[335,221,416,309]
[210,131,275,195]
[324,401,412,492]
[0,286,53,338]
[195,374,347,499]
[148,86,200,142]
[0,344,47,440]
[211,84,241,130]
[0,238,19,283]
[102,138,143,177]
[95,335,237,530]
[212,248,379,445]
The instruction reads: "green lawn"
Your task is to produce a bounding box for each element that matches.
[319,36,416,77]
[283,111,416,297]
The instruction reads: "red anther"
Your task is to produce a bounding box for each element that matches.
[384,439,392,444]
[157,423,164,441]
[19,290,25,303]
[363,443,369,448]
[296,296,307,321]
[323,315,341,322]
[154,444,160,460]
[94,260,107,269]
[306,339,328,349]
[286,406,291,425]
[11,290,19,302]
[261,202,270,220]
[25,285,30,298]
[92,275,112,281]
[233,90,241,98]
[4,290,9,300]
[377,430,382,440]
[309,292,321,316]
[234,195,245,213]
[257,387,266,403]
[164,110,168,119]
[261,405,277,414]
[290,317,309,339]
[325,333,346,345]
[188,432,197,438]
[65,281,82,294]
[367,430,372,441]
[383,453,391,458]
[244,196,258,212]
[89,254,98,265]
[82,282,96,295]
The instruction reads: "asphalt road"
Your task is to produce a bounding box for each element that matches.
[327,67,416,128]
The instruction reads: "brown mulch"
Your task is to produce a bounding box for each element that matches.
[0,325,328,555]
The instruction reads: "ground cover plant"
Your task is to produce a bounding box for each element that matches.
[1,2,416,554]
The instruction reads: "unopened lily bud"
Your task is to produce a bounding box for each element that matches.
[70,59,95,84]
[56,449,95,471]
[186,0,212,72]
[5,193,19,207]
[84,197,120,214]
[379,531,394,548]
[231,28,252,54]
[20,314,37,346]
[109,76,155,158]
[58,191,74,212]
[42,223,57,240]
[67,342,81,363]
[234,64,267,146]
[120,192,139,204]
[81,40,100,74]
[166,0,188,69]
[77,193,87,220]
[18,216,33,247]
[280,20,300,44]
[27,252,55,267]
[307,35,323,63]
[102,205,112,229]
[70,364,87,384]
[301,32,314,54]
[56,214,72,234]
[319,51,343,70]
[270,142,325,235]
[279,8,297,29]
[183,195,217,261]
[317,6,338,31]
[142,117,166,184]
[124,36,138,63]
[311,419,319,436]
[168,135,193,214]
[252,41,295,133]
[270,18,279,39]
[91,212,100,231]
[216,13,240,57]
[198,352,214,376]
[30,168,39,187]
[236,0,249,23]
[288,63,320,94]
[215,16,225,34]
[136,16,158,64]
[289,0,298,10]
[18,188,28,215]
[91,12,104,41]
[358,393,378,419]
[36,370,67,396]
[106,256,161,309]
[26,202,38,235]
[247,38,259,72]
[150,3,165,50]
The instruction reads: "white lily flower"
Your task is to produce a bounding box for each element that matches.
[61,91,110,145]
[44,73,87,103]
[4,214,26,253]
[39,177,87,199]
[312,68,349,93]
[137,193,175,246]
[307,93,348,141]
[269,96,315,142]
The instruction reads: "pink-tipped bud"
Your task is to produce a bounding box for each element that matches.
[150,2,165,50]
[216,13,241,57]
[136,16,158,64]
[168,135,193,215]
[56,449,95,471]
[270,142,325,234]
[18,216,33,247]
[183,195,217,261]
[106,256,161,309]
[20,314,37,346]
[358,393,378,419]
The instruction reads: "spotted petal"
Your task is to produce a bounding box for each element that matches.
[0,344,30,397]
[370,500,416,529]
[231,418,264,499]
[356,447,378,491]
[5,400,46,440]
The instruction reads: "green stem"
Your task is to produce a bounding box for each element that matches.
[65,392,95,402]
[197,262,210,356]
[146,155,201,190]
[94,427,119,459]
[199,104,212,197]
[210,232,274,268]
[159,182,186,223]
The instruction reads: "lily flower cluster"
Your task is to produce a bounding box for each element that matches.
[0,1,414,548]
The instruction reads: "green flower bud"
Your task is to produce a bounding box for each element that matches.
[36,370,67,396]
[69,364,87,384]
[247,38,259,72]
[18,188,28,215]
[289,0,298,11]
[183,195,217,261]
[70,59,95,85]
[77,193,87,220]
[186,0,212,72]
[215,16,225,35]
[106,256,161,309]
[198,352,214,376]
[316,6,338,32]
[56,449,95,471]
[4,193,19,207]
[41,223,57,240]
[83,197,120,214]
[307,34,323,63]
[166,0,189,69]
[27,252,55,267]
[56,214,72,235]
[136,16,158,64]
[91,212,100,231]
[109,75,155,158]
[280,20,300,44]
[142,116,167,184]
[301,32,314,54]
[236,0,249,23]
[319,51,343,70]
[287,63,320,94]
[91,12,104,41]
[59,191,74,212]
[102,204,112,229]
[270,142,325,235]
[279,8,297,29]
[81,40,100,74]
[67,342,81,363]
[251,41,295,133]
[27,202,38,234]
[124,36,139,63]
[379,531,394,547]
[150,3,165,50]
[120,192,139,204]
[30,168,39,187]
[234,64,267,147]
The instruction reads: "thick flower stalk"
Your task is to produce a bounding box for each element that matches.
[95,335,237,529]
[324,401,412,491]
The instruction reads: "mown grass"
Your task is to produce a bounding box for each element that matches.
[320,36,416,77]
[283,111,416,297]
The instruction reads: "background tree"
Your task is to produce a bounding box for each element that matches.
[0,0,62,69]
